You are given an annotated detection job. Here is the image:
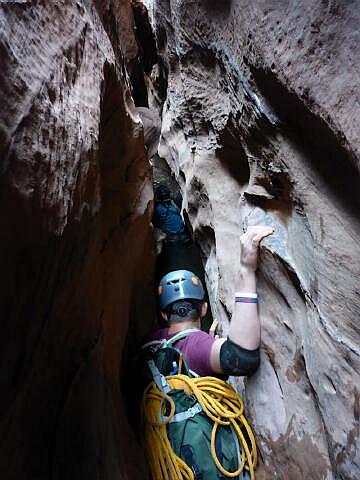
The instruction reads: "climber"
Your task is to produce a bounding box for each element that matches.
[141,225,274,480]
[150,225,274,377]
[153,185,190,244]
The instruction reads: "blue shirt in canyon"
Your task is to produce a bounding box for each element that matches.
[154,201,186,235]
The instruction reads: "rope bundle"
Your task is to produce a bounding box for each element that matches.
[142,374,257,480]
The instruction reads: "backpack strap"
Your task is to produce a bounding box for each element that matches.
[169,402,202,423]
[147,359,171,394]
[141,338,167,351]
[166,328,201,377]
[165,328,200,347]
[141,328,200,351]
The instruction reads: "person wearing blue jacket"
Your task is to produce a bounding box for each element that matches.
[153,185,188,240]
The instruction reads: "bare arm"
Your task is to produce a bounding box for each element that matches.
[210,226,274,373]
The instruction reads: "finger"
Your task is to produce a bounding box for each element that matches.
[254,230,274,242]
[251,228,275,245]
[252,226,274,236]
[209,319,219,336]
[246,225,269,234]
[242,225,273,239]
[262,226,275,236]
[210,320,218,330]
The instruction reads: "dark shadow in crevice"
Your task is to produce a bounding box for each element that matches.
[251,65,360,217]
[130,1,158,107]
[195,225,215,263]
[153,26,169,102]
[216,123,250,188]
[183,209,193,238]
[129,64,149,107]
[132,2,157,75]
[194,225,216,332]
[201,0,233,17]
[217,144,250,188]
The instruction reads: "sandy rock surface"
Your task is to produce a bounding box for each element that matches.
[148,1,360,478]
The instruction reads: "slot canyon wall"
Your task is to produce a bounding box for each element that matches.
[0,2,154,479]
[144,0,360,478]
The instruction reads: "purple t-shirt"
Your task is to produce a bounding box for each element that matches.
[149,328,215,376]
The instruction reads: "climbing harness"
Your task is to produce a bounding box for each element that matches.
[141,329,257,479]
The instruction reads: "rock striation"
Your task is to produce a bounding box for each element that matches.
[0,2,154,479]
[147,1,360,478]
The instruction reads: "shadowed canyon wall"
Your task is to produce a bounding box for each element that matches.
[0,2,154,479]
[145,1,360,478]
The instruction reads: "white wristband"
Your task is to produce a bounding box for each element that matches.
[235,292,258,299]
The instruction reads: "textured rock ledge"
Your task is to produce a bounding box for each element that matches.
[147,1,360,478]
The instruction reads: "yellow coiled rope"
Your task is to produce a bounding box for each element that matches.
[141,374,257,480]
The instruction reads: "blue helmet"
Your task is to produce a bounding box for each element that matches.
[158,270,205,311]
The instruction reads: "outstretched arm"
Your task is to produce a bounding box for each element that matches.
[210,226,274,374]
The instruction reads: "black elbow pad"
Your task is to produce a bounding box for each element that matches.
[220,338,260,377]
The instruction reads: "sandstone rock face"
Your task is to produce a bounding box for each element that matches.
[0,2,153,479]
[148,1,360,478]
